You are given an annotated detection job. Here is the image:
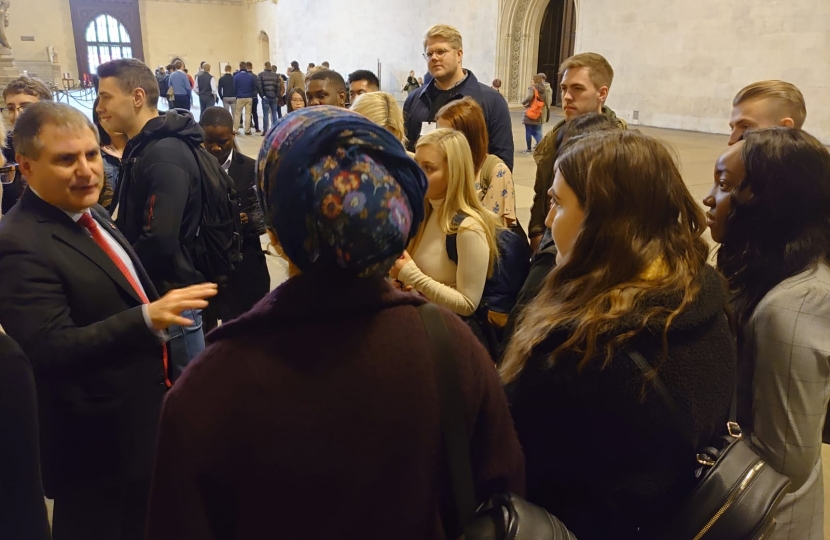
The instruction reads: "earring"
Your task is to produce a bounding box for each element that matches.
[267,242,285,258]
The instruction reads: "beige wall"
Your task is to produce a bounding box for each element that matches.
[264,0,500,94]
[576,0,830,143]
[141,0,248,74]
[7,0,78,80]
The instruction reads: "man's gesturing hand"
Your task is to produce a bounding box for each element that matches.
[147,283,219,330]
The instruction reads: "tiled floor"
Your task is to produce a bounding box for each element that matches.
[237,108,830,538]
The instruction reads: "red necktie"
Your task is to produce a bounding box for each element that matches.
[78,213,171,388]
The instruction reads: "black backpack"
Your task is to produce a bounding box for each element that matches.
[445,213,531,316]
[128,136,243,285]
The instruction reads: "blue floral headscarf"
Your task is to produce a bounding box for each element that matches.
[257,106,427,278]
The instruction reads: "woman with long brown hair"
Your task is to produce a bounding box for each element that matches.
[502,130,735,538]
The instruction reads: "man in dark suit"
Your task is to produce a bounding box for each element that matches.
[0,102,217,540]
[199,107,270,331]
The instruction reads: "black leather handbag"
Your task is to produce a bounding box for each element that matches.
[627,351,791,540]
[417,303,576,540]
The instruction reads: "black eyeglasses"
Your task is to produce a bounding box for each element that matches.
[4,103,33,115]
[0,164,17,185]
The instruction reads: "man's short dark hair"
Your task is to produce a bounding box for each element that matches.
[347,70,380,90]
[199,106,234,130]
[97,58,160,110]
[291,60,299,70]
[239,61,247,70]
[246,62,253,69]
[174,60,184,70]
[3,76,53,102]
[308,69,347,93]
[166,64,174,72]
[322,61,330,68]
[308,63,316,68]
[14,101,98,160]
[264,62,272,70]
[224,65,232,73]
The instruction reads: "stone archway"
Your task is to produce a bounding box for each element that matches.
[258,31,271,65]
[496,0,579,102]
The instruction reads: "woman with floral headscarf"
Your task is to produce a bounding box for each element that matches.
[145,106,525,540]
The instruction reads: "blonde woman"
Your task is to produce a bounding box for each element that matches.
[390,129,502,336]
[350,92,407,147]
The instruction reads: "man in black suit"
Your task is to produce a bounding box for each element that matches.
[0,102,217,540]
[200,107,270,331]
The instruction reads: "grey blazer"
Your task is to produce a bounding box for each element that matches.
[739,263,830,539]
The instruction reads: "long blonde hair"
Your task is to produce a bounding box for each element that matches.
[350,92,407,146]
[500,131,709,384]
[413,128,502,274]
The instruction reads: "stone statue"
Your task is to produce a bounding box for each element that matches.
[51,47,58,64]
[0,0,10,51]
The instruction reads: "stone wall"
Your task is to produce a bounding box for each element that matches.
[576,0,830,143]
[8,0,77,79]
[141,0,250,73]
[261,0,500,95]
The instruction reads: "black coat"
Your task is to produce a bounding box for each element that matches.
[116,110,204,295]
[0,333,50,540]
[506,265,735,539]
[0,191,167,497]
[227,150,266,239]
[403,70,514,170]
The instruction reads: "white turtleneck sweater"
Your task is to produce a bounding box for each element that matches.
[398,199,489,317]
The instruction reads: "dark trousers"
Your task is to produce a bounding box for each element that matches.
[51,479,150,540]
[173,94,191,111]
[203,238,270,333]
[198,94,215,113]
[251,95,260,130]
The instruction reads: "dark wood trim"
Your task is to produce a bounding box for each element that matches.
[68,0,145,80]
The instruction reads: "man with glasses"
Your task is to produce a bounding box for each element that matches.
[403,24,513,170]
[2,76,52,214]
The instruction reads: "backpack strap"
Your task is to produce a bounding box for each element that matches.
[417,303,477,536]
[444,212,468,265]
[478,154,502,196]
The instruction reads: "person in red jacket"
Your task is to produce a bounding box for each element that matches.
[146,107,525,539]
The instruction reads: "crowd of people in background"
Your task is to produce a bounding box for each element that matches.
[0,20,826,540]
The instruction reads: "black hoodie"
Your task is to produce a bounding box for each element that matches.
[115,110,204,295]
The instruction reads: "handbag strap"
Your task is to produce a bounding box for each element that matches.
[627,350,738,426]
[417,302,477,535]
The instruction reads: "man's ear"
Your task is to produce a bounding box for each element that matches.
[133,87,147,109]
[598,86,609,106]
[781,117,795,128]
[339,90,347,108]
[16,154,33,179]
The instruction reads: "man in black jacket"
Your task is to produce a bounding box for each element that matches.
[1,76,53,214]
[200,107,270,330]
[258,62,283,133]
[0,101,216,539]
[404,24,513,170]
[218,64,237,117]
[96,58,213,381]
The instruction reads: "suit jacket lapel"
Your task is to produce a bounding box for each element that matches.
[90,206,160,301]
[22,192,145,305]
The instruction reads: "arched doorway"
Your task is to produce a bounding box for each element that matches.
[537,1,576,106]
[84,14,134,75]
[495,0,579,103]
[258,31,271,65]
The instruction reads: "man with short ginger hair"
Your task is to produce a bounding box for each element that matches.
[528,52,626,252]
[728,80,806,145]
[403,23,514,169]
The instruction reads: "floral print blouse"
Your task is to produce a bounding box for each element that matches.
[475,157,517,227]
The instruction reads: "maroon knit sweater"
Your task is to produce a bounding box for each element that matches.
[146,274,524,539]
